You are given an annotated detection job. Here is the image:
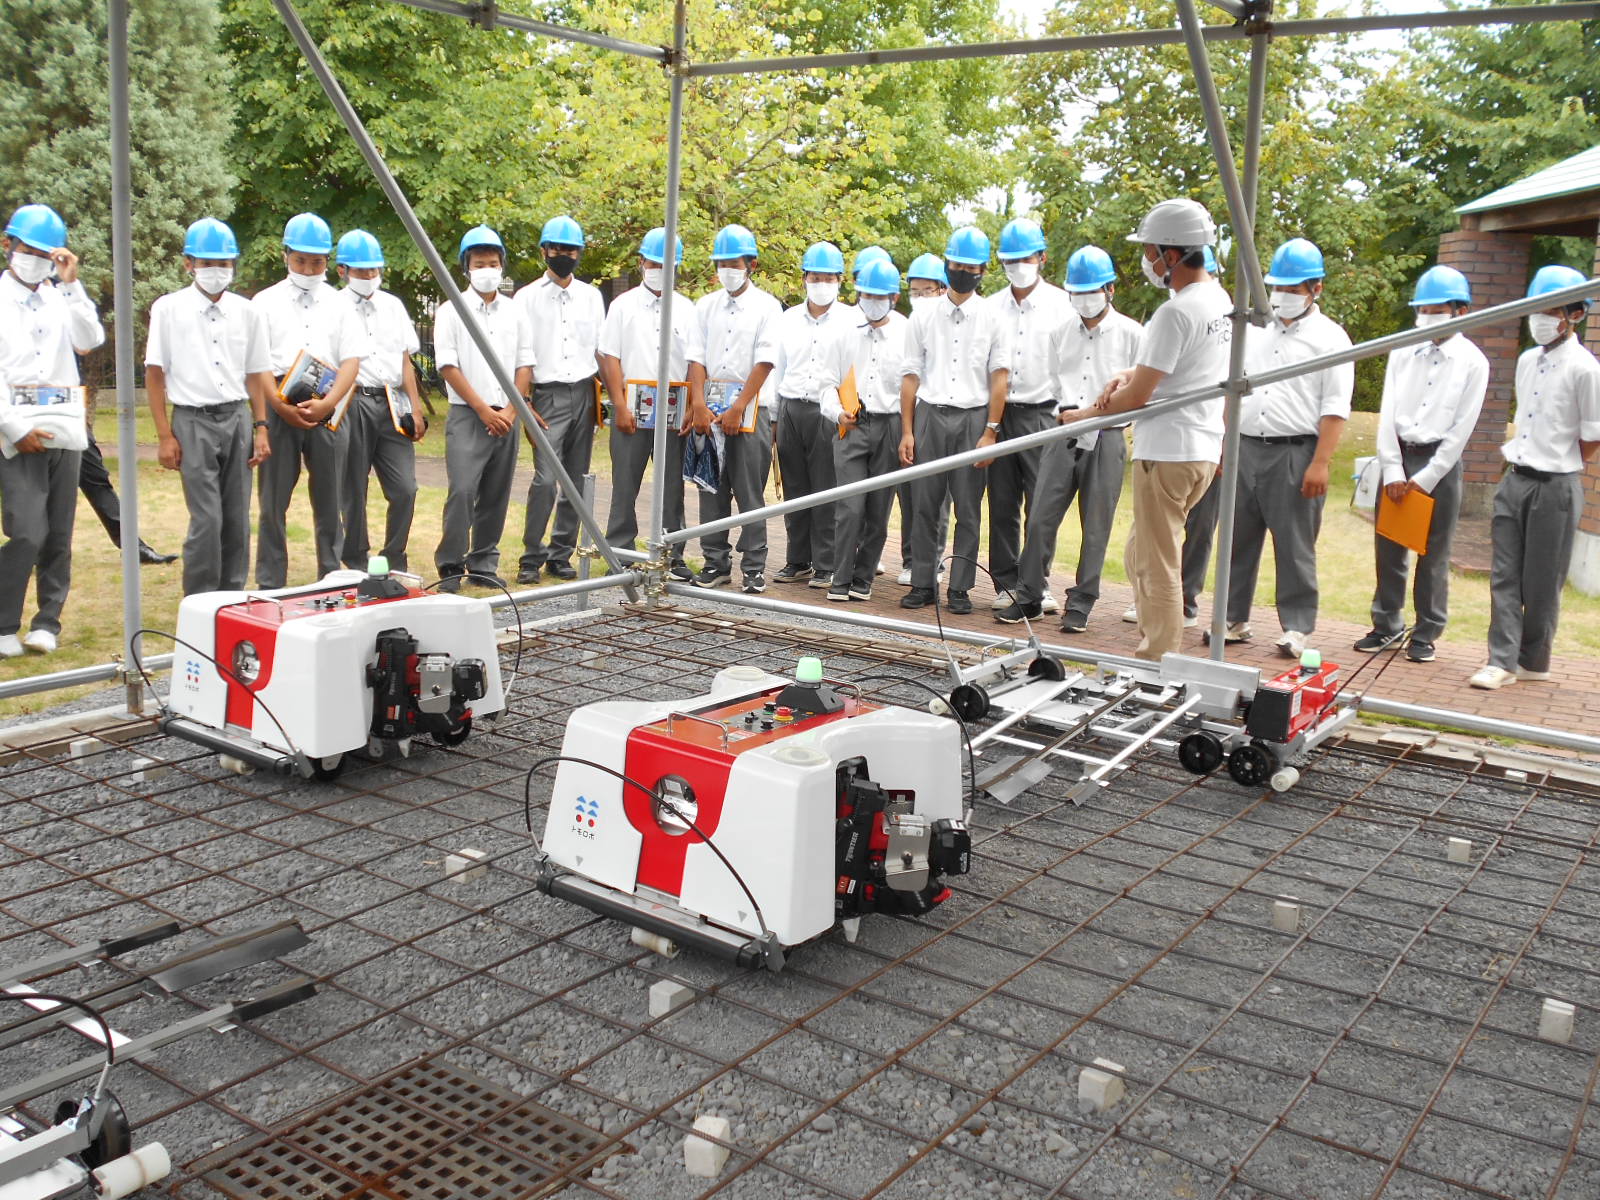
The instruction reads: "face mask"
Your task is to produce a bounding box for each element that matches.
[1070,291,1108,320]
[859,295,894,322]
[1141,253,1169,290]
[347,273,380,298]
[806,280,839,307]
[194,266,234,295]
[1003,261,1039,289]
[946,268,981,296]
[10,251,53,285]
[1270,289,1311,322]
[1527,314,1565,346]
[717,266,748,294]
[910,295,939,313]
[1414,311,1451,331]
[288,270,324,292]
[642,266,664,293]
[469,267,503,295]
[546,254,577,279]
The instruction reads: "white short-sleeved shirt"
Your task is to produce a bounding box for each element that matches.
[515,274,604,384]
[761,301,858,401]
[252,276,369,376]
[335,287,420,390]
[819,312,910,421]
[1132,278,1232,463]
[1050,306,1143,448]
[1375,333,1489,492]
[144,284,272,409]
[434,292,536,407]
[1503,336,1600,475]
[0,272,104,387]
[1239,307,1354,438]
[900,294,1010,409]
[693,284,782,402]
[988,281,1070,407]
[597,284,702,383]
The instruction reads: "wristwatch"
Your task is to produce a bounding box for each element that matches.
[252,420,269,429]
[984,421,1001,432]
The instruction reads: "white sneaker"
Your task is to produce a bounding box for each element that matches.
[875,559,885,576]
[1516,666,1552,682]
[897,567,913,586]
[990,589,1016,610]
[21,630,56,654]
[1182,614,1198,629]
[1276,630,1307,659]
[1202,622,1252,646]
[1469,665,1516,690]
[1121,605,1138,624]
[1040,591,1059,615]
[0,634,21,659]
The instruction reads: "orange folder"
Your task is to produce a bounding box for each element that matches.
[1376,486,1435,556]
[836,366,860,439]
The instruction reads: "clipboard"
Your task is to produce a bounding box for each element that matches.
[278,349,349,429]
[836,367,860,439]
[385,385,424,441]
[1376,486,1435,556]
[705,379,757,434]
[625,379,688,430]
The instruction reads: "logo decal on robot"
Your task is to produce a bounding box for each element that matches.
[183,659,204,691]
[574,796,600,839]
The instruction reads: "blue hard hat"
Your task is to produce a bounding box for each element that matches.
[1063,245,1116,292]
[906,253,948,285]
[6,204,68,252]
[1410,265,1471,307]
[855,258,901,296]
[640,227,684,265]
[998,218,1047,260]
[1203,245,1219,273]
[801,241,845,274]
[945,226,991,266]
[282,212,333,254]
[459,224,506,265]
[712,224,758,260]
[335,229,384,268]
[1527,264,1592,309]
[183,217,239,260]
[1263,237,1325,285]
[539,215,585,248]
[851,245,891,278]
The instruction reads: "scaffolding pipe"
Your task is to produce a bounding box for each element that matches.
[386,0,667,59]
[648,0,689,573]
[268,0,638,601]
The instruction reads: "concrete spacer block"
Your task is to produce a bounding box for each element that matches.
[683,1114,731,1177]
[1078,1057,1125,1112]
[69,737,98,759]
[129,756,169,784]
[1272,900,1301,933]
[1540,998,1575,1043]
[443,848,488,882]
[649,980,694,1018]
[1447,837,1472,864]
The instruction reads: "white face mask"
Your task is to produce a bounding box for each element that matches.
[1070,291,1108,320]
[716,266,748,294]
[910,294,939,313]
[858,295,894,323]
[1527,314,1565,346]
[469,267,503,295]
[642,266,664,293]
[10,250,53,285]
[1414,311,1451,331]
[347,273,380,298]
[1270,289,1312,322]
[1141,252,1169,290]
[288,270,324,292]
[806,280,839,307]
[194,266,234,295]
[1003,261,1039,289]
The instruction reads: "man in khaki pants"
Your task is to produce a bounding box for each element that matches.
[1063,199,1231,660]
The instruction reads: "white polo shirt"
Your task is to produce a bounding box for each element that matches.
[761,300,858,401]
[0,272,104,387]
[434,291,536,407]
[1239,306,1354,438]
[144,284,271,408]
[337,287,420,390]
[1132,278,1232,463]
[819,311,910,421]
[515,274,604,384]
[900,294,1010,409]
[1503,335,1600,475]
[597,284,702,382]
[1375,332,1489,492]
[693,283,781,402]
[988,280,1070,407]
[1051,306,1143,449]
[252,276,368,376]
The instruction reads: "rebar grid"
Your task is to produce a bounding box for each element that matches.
[1,613,1595,1200]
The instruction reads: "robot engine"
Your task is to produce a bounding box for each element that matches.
[537,658,970,970]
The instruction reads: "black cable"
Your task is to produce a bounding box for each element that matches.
[422,571,524,717]
[523,754,773,943]
[0,991,115,1067]
[131,628,303,761]
[847,672,979,806]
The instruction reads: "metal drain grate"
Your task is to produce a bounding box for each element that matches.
[192,1059,619,1199]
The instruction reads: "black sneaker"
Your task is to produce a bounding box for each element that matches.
[667,562,694,582]
[516,567,540,585]
[1353,629,1400,653]
[946,590,973,615]
[545,561,577,581]
[741,572,767,594]
[436,572,464,593]
[826,584,850,602]
[1060,615,1088,634]
[692,567,732,589]
[464,572,507,590]
[900,586,936,609]
[848,582,873,602]
[1406,639,1436,663]
[807,573,832,589]
[773,564,814,584]
[994,601,1041,625]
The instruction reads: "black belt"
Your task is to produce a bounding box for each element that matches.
[1400,439,1441,455]
[181,401,246,417]
[1008,400,1056,410]
[853,409,895,420]
[1243,433,1316,446]
[779,394,816,403]
[356,385,388,398]
[1509,462,1573,482]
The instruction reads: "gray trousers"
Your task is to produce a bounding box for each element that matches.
[1018,431,1127,619]
[697,405,771,576]
[898,485,949,565]
[605,423,686,566]
[342,391,418,573]
[173,403,252,594]
[830,411,900,589]
[257,407,345,587]
[1487,468,1582,674]
[1182,475,1221,618]
[436,405,518,578]
[520,377,597,571]
[1225,437,1323,633]
[777,399,836,574]
[910,403,986,592]
[1371,448,1462,643]
[0,446,80,636]
[986,404,1056,591]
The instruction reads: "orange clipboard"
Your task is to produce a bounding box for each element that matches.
[1376,486,1435,556]
[836,366,860,439]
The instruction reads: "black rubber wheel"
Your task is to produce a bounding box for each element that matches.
[1027,655,1067,682]
[948,683,990,723]
[311,755,344,781]
[54,1092,131,1169]
[434,715,473,746]
[1227,742,1273,788]
[1177,731,1225,775]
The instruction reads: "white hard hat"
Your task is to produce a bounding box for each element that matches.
[1127,199,1217,247]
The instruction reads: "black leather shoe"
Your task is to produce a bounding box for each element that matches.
[946,590,973,615]
[516,568,540,585]
[545,561,578,580]
[138,542,178,565]
[900,587,936,609]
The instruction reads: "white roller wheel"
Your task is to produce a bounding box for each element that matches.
[630,927,680,958]
[927,697,951,716]
[92,1142,171,1198]
[1269,766,1301,793]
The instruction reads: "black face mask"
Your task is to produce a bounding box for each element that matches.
[546,254,578,279]
[947,268,981,295]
